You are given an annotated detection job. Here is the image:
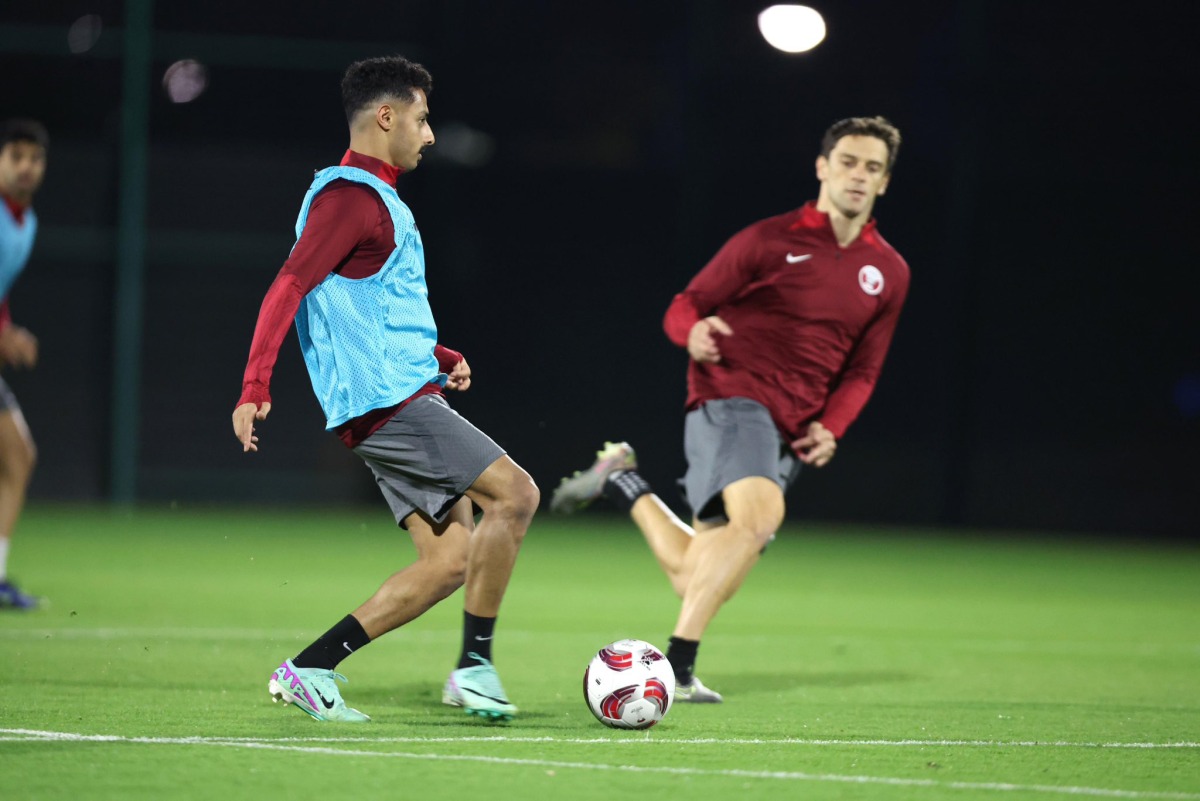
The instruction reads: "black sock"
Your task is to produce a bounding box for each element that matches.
[602,469,653,513]
[666,636,699,686]
[293,614,371,671]
[458,611,496,669]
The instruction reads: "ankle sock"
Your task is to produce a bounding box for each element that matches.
[666,636,699,685]
[458,611,496,668]
[293,614,370,670]
[602,469,653,512]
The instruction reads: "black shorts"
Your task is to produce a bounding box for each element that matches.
[0,377,19,413]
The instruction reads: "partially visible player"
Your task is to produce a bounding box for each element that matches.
[232,56,538,722]
[0,119,47,611]
[552,117,910,702]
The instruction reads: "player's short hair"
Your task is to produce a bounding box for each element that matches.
[0,118,49,151]
[821,116,901,173]
[341,56,434,124]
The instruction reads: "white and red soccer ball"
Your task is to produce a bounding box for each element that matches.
[583,639,675,729]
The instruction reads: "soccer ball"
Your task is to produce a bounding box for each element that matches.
[583,639,675,729]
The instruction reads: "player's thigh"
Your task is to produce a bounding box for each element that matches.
[682,397,795,522]
[404,496,473,565]
[0,404,36,469]
[721,476,786,535]
[356,395,505,527]
[465,454,539,510]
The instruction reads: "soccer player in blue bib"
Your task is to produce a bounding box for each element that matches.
[0,119,48,611]
[232,56,539,722]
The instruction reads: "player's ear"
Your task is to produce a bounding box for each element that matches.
[877,173,890,196]
[375,103,393,132]
[815,154,828,182]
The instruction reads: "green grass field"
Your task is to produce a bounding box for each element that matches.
[2,505,1197,800]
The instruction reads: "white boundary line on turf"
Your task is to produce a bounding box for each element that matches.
[1,730,1197,800]
[0,628,1194,654]
[2,729,1198,750]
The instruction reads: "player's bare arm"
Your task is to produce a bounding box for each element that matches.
[0,324,38,368]
[232,401,271,453]
[792,420,837,467]
[444,355,471,391]
[687,316,733,364]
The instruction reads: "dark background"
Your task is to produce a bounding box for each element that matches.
[2,1,1196,537]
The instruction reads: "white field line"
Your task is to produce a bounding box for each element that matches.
[0,627,307,640]
[2,728,1197,749]
[0,627,1194,655]
[1,730,1197,800]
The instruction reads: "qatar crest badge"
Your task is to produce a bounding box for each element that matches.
[858,265,884,296]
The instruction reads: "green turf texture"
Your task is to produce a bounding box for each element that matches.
[2,506,1197,800]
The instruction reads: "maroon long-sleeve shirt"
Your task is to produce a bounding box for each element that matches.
[663,201,909,445]
[236,150,460,448]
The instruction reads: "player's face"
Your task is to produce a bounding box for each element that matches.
[815,135,891,220]
[387,89,435,172]
[0,140,47,204]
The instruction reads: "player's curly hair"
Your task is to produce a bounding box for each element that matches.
[0,118,49,151]
[821,116,901,173]
[341,55,433,124]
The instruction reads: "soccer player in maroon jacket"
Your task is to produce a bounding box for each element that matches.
[552,117,909,702]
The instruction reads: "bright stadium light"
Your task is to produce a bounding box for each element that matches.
[758,5,827,53]
[67,14,103,53]
[162,59,208,103]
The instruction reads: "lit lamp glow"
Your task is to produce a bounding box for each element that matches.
[758,5,827,53]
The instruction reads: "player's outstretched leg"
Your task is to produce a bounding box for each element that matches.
[0,578,38,609]
[0,408,38,611]
[550,441,637,513]
[553,442,698,595]
[442,652,517,721]
[268,659,370,723]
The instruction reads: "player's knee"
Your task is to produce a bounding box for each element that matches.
[431,556,467,599]
[415,543,467,598]
[499,474,540,526]
[517,478,540,519]
[729,506,783,549]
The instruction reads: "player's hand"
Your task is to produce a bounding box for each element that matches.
[687,316,733,364]
[445,357,472,391]
[233,401,271,452]
[792,420,837,467]
[0,325,38,368]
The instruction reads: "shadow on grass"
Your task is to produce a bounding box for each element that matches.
[350,683,564,726]
[712,670,914,695]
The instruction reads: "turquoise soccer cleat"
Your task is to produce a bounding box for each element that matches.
[268,659,370,723]
[442,653,517,721]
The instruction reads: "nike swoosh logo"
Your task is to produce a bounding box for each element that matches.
[474,635,493,642]
[342,641,354,653]
[461,686,509,705]
[786,253,813,263]
[315,689,336,710]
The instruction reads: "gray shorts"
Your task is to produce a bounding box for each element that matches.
[353,394,506,528]
[0,377,18,412]
[681,397,801,523]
